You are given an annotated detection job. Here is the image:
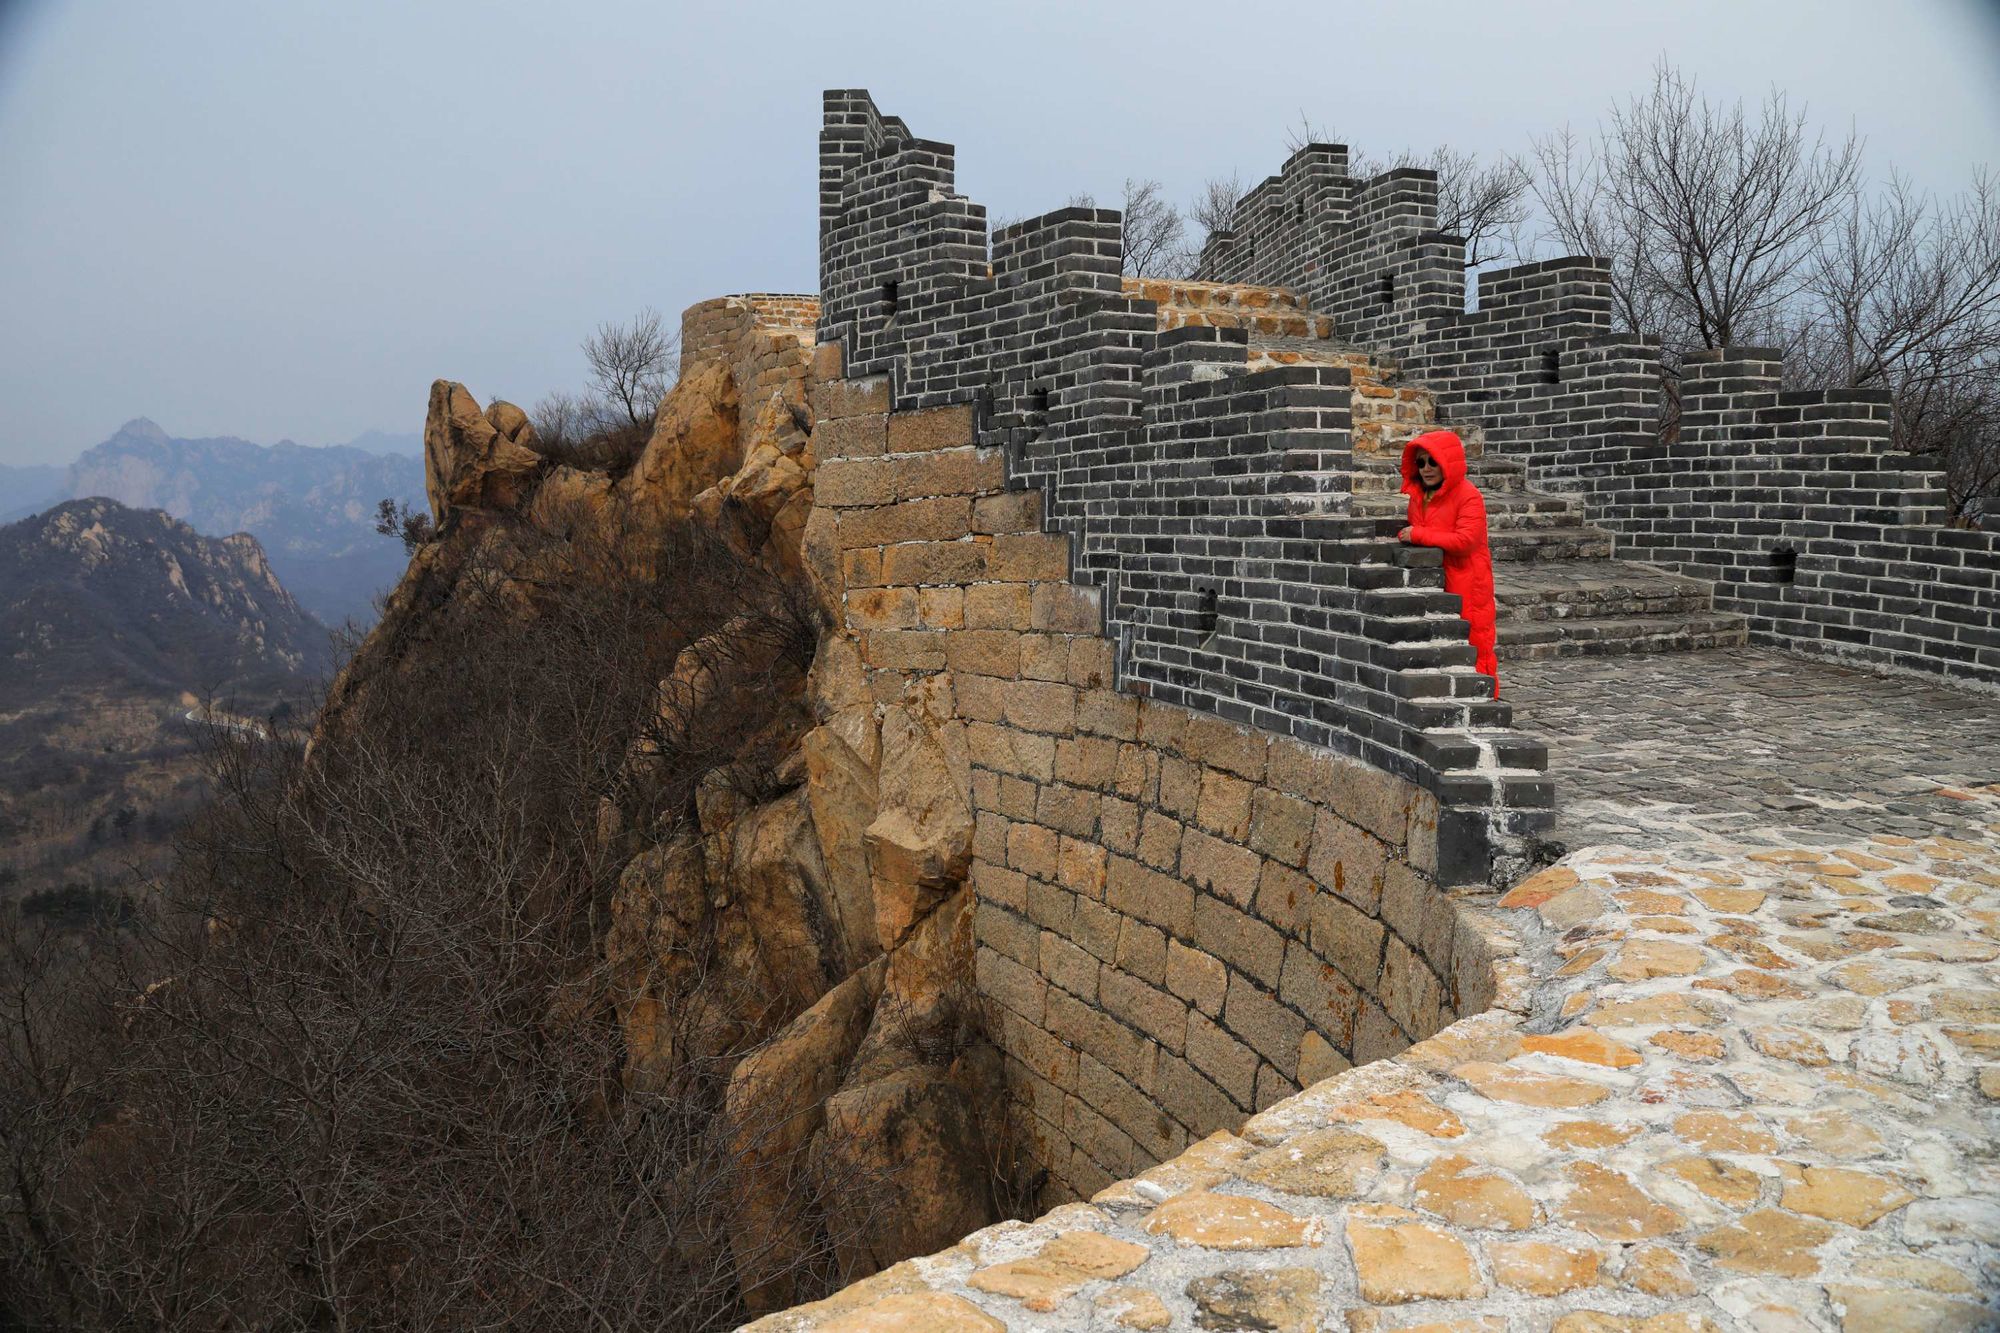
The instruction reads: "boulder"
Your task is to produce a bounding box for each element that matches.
[423,381,545,521]
[808,1064,995,1277]
[623,360,740,513]
[725,957,887,1313]
[803,709,884,970]
[729,787,841,1022]
[865,704,974,950]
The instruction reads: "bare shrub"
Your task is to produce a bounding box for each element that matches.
[0,506,868,1331]
[530,311,682,478]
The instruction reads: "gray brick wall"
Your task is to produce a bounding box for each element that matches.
[818,91,1555,886]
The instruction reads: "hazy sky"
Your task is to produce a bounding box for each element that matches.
[2,0,1996,468]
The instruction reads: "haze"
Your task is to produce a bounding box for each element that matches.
[1,0,1996,468]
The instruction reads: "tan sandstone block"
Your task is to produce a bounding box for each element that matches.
[1659,1156,1762,1208]
[1623,1244,1695,1297]
[1095,1285,1171,1330]
[1651,1029,1726,1061]
[1543,1120,1640,1151]
[1607,939,1706,981]
[1522,1029,1644,1069]
[1695,1208,1836,1277]
[1673,1110,1777,1155]
[1142,1190,1319,1249]
[1826,1286,1995,1333]
[1556,1162,1684,1241]
[1456,1061,1611,1109]
[1413,1155,1539,1230]
[886,403,975,453]
[817,1291,1005,1332]
[1185,1269,1321,1333]
[1345,1204,1485,1304]
[1488,1239,1602,1296]
[1235,1126,1385,1197]
[1779,1165,1915,1228]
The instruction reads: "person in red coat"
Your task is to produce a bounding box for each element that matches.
[1397,429,1500,696]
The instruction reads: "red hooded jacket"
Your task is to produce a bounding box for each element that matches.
[1401,430,1499,694]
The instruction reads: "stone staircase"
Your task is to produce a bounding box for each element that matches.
[1124,279,1749,662]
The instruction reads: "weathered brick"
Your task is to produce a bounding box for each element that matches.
[1137,811,1182,871]
[971,489,1041,534]
[845,586,917,631]
[1381,862,1456,975]
[1031,582,1100,633]
[1107,854,1195,936]
[1249,788,1316,867]
[1046,985,1150,1077]
[886,402,975,452]
[1007,821,1059,879]
[1309,810,1388,913]
[1099,796,1141,856]
[838,496,972,547]
[1100,969,1188,1054]
[1073,897,1124,962]
[1195,893,1287,989]
[862,629,947,670]
[1309,891,1388,991]
[1051,735,1117,789]
[1115,917,1169,985]
[1018,632,1070,682]
[1379,935,1445,1039]
[1186,1011,1260,1107]
[976,945,1046,1023]
[1256,861,1316,936]
[1158,757,1203,820]
[1195,770,1254,840]
[1040,929,1100,1001]
[1165,939,1229,1017]
[1058,834,1108,899]
[810,377,889,422]
[1223,973,1306,1079]
[881,539,989,586]
[1152,1050,1245,1134]
[1036,783,1099,838]
[1003,679,1077,734]
[987,533,1070,581]
[1279,939,1362,1050]
[1076,689,1140,740]
[1181,713,1268,781]
[1181,828,1264,908]
[975,899,1038,966]
[917,585,963,628]
[812,412,884,460]
[963,581,1032,628]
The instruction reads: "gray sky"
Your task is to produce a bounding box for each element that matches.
[2,0,1996,468]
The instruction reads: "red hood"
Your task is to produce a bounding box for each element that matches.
[1402,429,1468,498]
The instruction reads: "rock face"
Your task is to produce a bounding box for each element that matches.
[422,381,546,522]
[361,296,1000,1316]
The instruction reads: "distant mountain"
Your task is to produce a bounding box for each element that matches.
[0,498,334,708]
[0,461,70,525]
[335,428,424,457]
[66,418,426,627]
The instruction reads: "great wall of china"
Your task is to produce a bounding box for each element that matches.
[714,90,2000,1329]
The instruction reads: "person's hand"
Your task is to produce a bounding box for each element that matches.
[1396,526,1414,543]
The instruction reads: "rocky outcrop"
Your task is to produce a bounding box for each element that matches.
[361,297,1001,1317]
[422,381,545,522]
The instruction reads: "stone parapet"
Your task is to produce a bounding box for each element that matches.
[748,795,2000,1331]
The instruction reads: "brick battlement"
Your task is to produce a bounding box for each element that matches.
[817,90,1553,889]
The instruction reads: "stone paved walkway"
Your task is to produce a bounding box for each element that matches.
[746,796,2000,1332]
[1507,648,2000,853]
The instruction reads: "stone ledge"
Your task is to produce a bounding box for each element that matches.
[744,789,2000,1331]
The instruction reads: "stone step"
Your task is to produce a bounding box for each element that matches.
[1495,559,1718,623]
[1499,612,1750,659]
[1488,526,1614,562]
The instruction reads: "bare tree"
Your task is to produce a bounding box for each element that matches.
[1185,173,1244,268]
[1071,180,1190,278]
[1790,172,2000,518]
[1532,60,1863,350]
[584,308,680,432]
